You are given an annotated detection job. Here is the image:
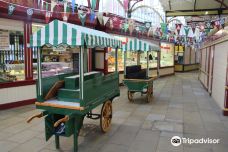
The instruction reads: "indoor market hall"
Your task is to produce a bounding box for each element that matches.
[0,0,228,152]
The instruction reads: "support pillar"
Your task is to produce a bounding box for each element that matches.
[24,21,33,80]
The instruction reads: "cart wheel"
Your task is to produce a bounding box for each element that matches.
[100,100,112,133]
[147,86,153,103]
[128,91,134,102]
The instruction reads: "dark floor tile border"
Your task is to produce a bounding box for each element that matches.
[0,99,36,110]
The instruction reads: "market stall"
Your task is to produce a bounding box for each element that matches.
[108,36,160,83]
[175,44,199,72]
[27,20,122,152]
[122,38,160,102]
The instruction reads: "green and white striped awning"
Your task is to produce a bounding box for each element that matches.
[30,20,122,48]
[122,38,160,52]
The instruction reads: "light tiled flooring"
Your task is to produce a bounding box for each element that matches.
[1,72,228,152]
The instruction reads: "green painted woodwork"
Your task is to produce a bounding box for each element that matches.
[123,79,153,92]
[64,72,102,90]
[45,113,84,140]
[57,89,80,102]
[82,73,119,107]
[37,73,76,102]
[36,73,120,116]
[45,114,54,141]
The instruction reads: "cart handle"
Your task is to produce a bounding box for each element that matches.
[54,115,69,128]
[27,112,44,123]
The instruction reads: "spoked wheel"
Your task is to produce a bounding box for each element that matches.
[147,86,153,103]
[128,91,134,102]
[100,100,112,133]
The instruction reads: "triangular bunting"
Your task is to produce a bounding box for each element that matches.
[78,10,87,26]
[51,1,56,12]
[97,12,103,25]
[103,16,110,26]
[188,27,194,38]
[179,25,186,36]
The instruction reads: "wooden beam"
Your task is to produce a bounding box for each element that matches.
[166,9,228,17]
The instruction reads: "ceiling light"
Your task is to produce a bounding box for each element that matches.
[205,11,208,15]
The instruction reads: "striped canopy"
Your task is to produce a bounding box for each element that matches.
[30,20,122,48]
[122,38,160,52]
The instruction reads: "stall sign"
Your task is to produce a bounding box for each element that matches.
[53,46,66,52]
[0,31,10,50]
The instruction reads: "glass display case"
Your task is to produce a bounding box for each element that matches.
[126,51,138,66]
[33,48,73,79]
[0,29,25,83]
[160,43,174,67]
[0,63,25,82]
[108,49,138,72]
[108,48,124,72]
[140,51,158,69]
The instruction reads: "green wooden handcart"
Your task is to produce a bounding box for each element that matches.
[122,38,160,102]
[27,20,122,152]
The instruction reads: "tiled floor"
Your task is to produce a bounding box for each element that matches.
[1,72,228,152]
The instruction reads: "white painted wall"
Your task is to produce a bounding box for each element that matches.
[0,85,36,104]
[212,41,227,109]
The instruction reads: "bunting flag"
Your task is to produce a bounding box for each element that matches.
[214,20,220,29]
[51,1,56,12]
[179,25,186,36]
[128,19,135,35]
[205,21,211,29]
[97,12,103,25]
[78,10,87,26]
[123,23,129,32]
[160,23,167,34]
[109,19,114,29]
[103,16,110,26]
[188,27,194,38]
[184,26,190,36]
[90,12,96,22]
[220,18,225,29]
[8,4,16,16]
[72,0,75,13]
[147,27,153,37]
[91,0,97,12]
[112,16,121,26]
[194,28,200,42]
[175,24,182,35]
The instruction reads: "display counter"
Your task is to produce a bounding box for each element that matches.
[174,45,199,72]
[108,48,159,83]
[175,64,199,72]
